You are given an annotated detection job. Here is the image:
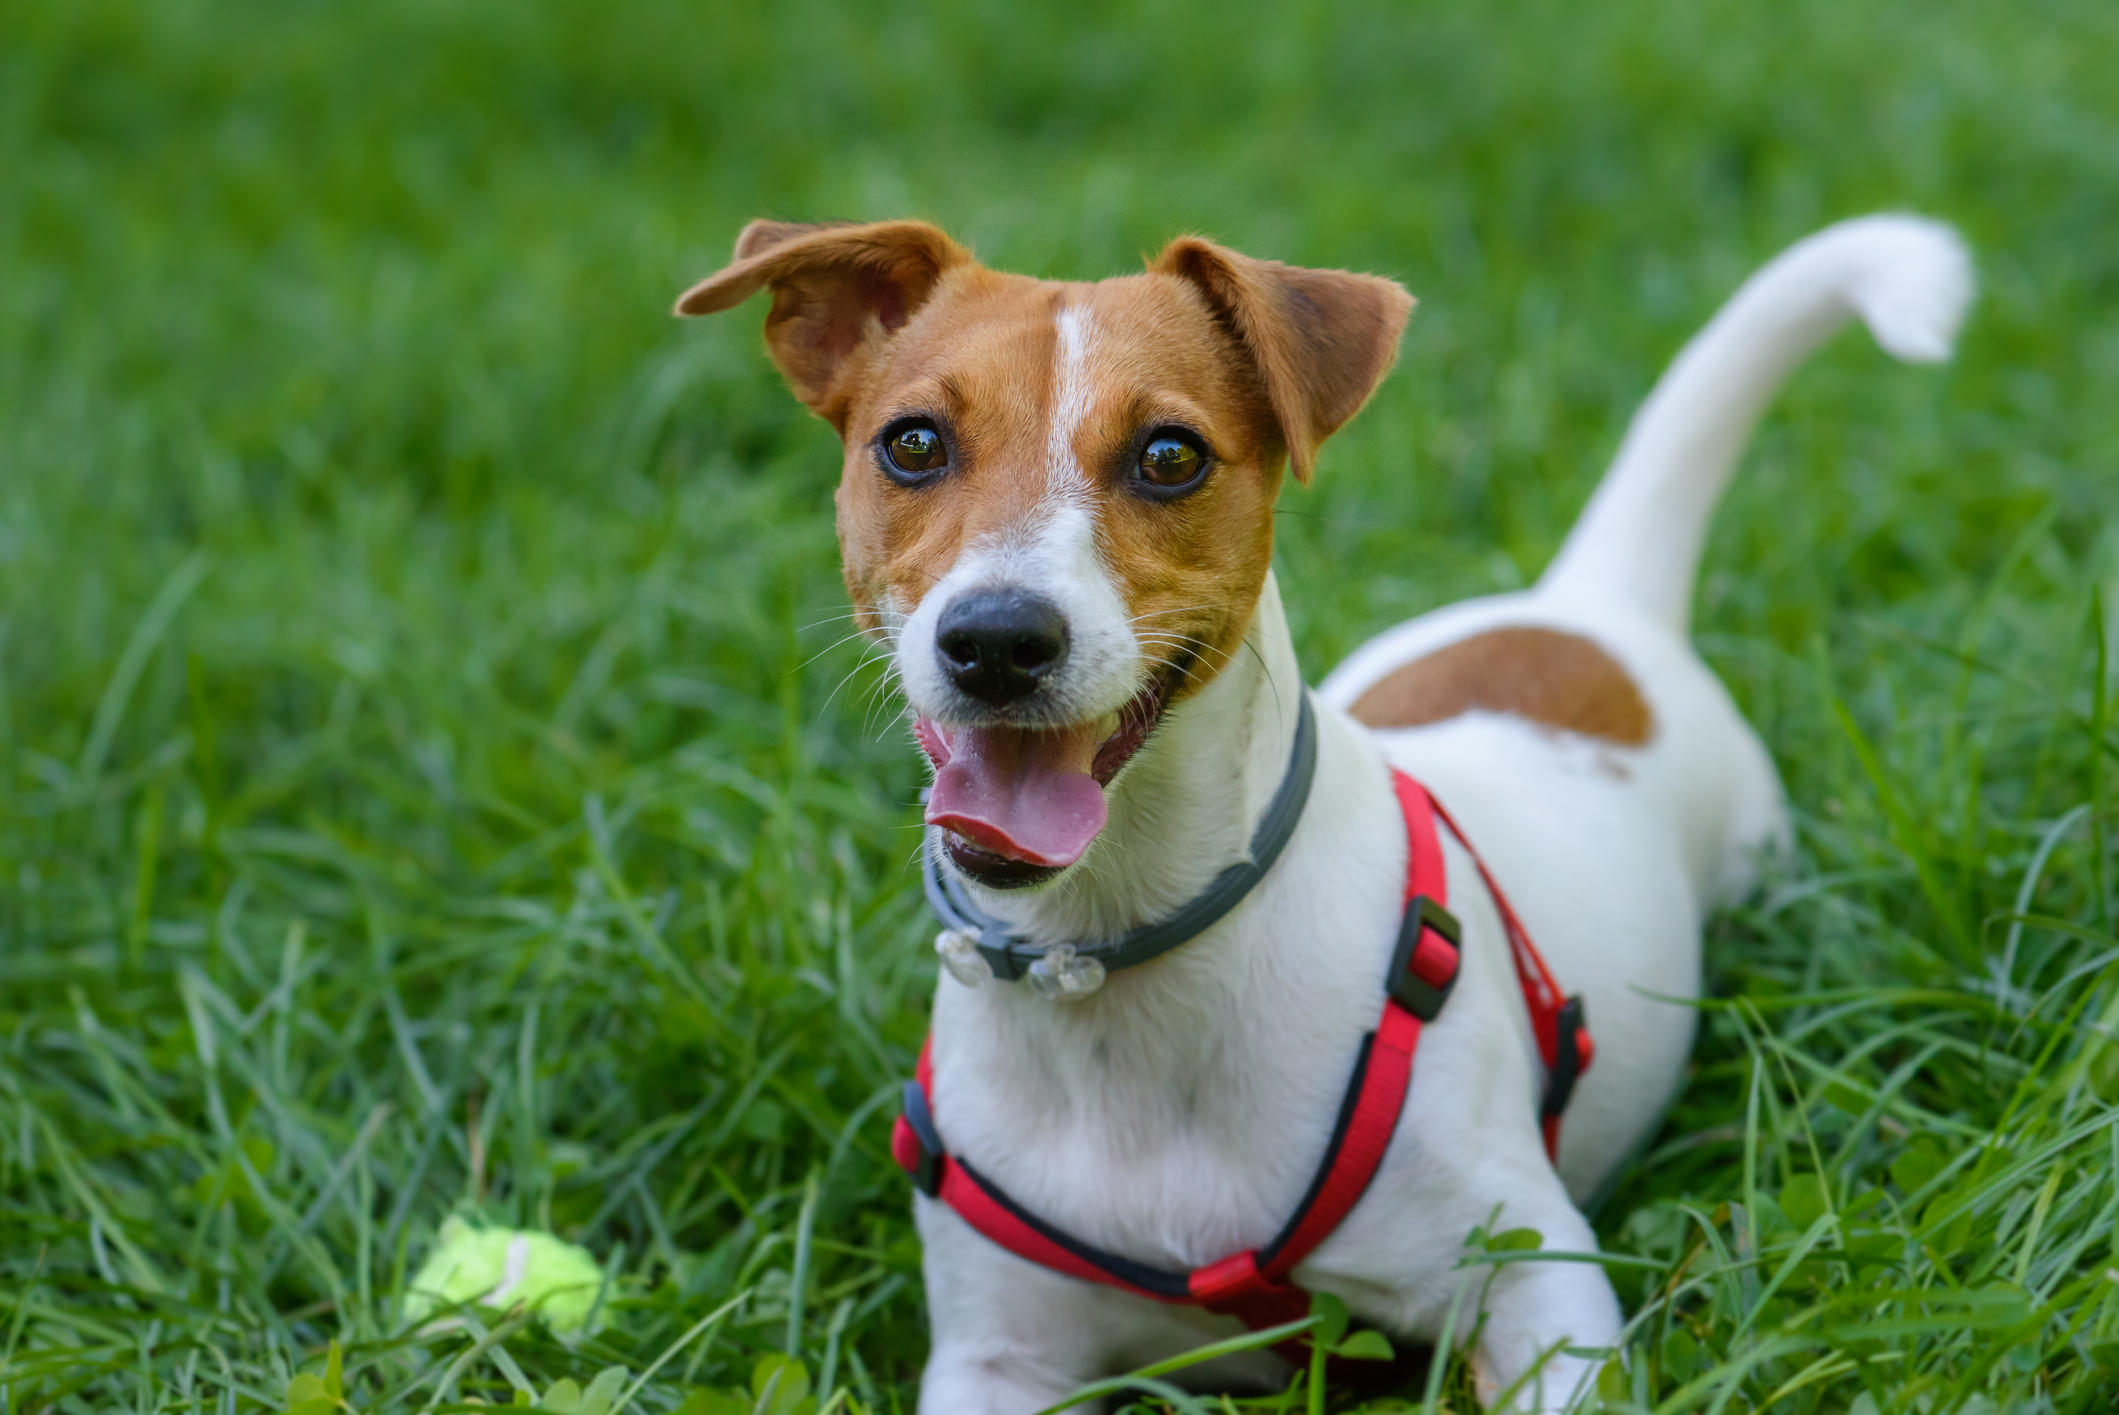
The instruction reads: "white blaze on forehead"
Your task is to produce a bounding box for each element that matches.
[889,299,1139,728]
[1046,303,1097,493]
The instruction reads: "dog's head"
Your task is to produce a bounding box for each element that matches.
[678,220,1411,888]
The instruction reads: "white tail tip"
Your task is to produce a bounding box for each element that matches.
[1536,212,1974,630]
[1841,215,1975,364]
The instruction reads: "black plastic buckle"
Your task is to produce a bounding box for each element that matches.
[1539,996,1588,1122]
[900,1081,945,1197]
[979,939,1029,983]
[1386,895,1462,1021]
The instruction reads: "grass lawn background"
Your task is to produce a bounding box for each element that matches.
[4,0,2119,1409]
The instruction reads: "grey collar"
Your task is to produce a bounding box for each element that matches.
[921,691,1318,990]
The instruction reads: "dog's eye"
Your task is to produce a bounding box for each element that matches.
[1135,433,1206,490]
[882,421,949,480]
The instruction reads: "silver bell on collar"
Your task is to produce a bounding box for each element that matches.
[1025,942,1107,1001]
[935,928,994,987]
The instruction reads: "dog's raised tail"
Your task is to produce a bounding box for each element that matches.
[1539,215,1973,631]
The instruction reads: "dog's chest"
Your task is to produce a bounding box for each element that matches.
[939,999,1372,1267]
[928,891,1404,1269]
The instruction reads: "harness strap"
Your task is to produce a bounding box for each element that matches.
[892,768,1591,1334]
[1424,796,1597,1160]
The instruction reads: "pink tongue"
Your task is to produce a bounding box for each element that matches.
[922,719,1108,868]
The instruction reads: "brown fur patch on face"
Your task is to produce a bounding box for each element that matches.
[833,270,1286,704]
[1051,276,1284,702]
[677,219,1414,715]
[831,268,1068,631]
[1153,237,1414,483]
[1347,627,1655,745]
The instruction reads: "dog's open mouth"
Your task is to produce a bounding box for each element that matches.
[915,675,1169,887]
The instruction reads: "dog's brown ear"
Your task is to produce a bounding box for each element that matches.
[675,219,973,430]
[1153,238,1413,482]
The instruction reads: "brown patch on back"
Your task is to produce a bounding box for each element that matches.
[1348,627,1655,745]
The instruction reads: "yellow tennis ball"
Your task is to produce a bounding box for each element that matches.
[403,1217,605,1334]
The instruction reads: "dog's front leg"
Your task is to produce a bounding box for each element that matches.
[1463,1203,1623,1413]
[919,1341,1091,1415]
[915,1198,1116,1415]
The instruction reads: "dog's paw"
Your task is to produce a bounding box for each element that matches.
[1470,1346,1603,1413]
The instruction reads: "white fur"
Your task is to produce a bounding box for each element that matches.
[908,217,1973,1412]
[1046,304,1098,494]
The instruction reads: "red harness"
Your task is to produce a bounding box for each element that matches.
[892,770,1594,1334]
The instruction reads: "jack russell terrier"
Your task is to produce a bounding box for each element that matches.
[676,214,1971,1411]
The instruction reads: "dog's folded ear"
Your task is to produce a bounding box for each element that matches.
[1154,239,1413,482]
[675,220,973,431]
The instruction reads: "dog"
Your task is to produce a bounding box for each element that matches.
[676,214,1971,1411]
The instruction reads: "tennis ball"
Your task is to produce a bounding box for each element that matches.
[403,1217,605,1334]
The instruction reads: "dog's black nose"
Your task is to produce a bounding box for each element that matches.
[936,590,1070,707]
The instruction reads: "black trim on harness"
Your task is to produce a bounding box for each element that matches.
[900,1081,944,1197]
[955,1158,1196,1299]
[1256,1029,1378,1272]
[1539,996,1588,1122]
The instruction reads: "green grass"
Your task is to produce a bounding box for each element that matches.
[3,0,2118,1409]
